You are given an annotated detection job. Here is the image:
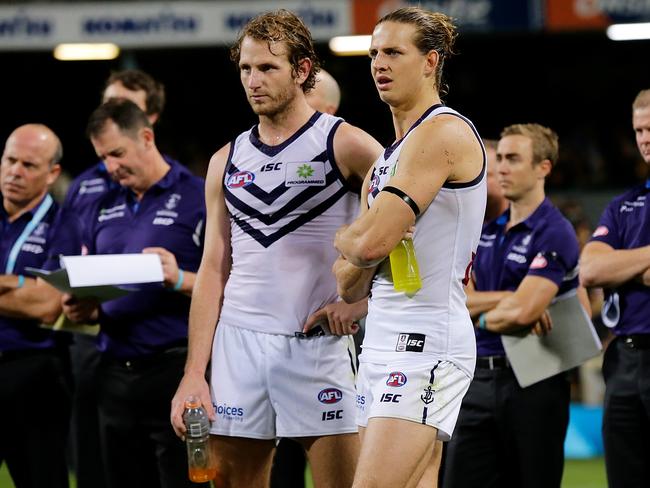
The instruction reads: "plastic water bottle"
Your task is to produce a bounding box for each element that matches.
[389,238,422,295]
[183,396,217,483]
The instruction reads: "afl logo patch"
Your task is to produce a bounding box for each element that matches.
[318,388,343,404]
[227,171,255,189]
[386,371,407,387]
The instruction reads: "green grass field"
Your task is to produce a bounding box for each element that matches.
[562,458,607,488]
[0,457,607,487]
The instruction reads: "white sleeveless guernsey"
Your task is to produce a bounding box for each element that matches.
[363,104,486,376]
[219,112,358,335]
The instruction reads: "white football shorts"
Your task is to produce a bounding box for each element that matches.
[355,358,471,441]
[209,323,358,439]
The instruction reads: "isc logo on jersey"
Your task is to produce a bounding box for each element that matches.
[386,372,407,387]
[227,171,255,189]
[318,388,343,404]
[395,333,425,352]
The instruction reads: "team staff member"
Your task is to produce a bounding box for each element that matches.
[63,69,166,220]
[334,7,486,487]
[0,124,80,488]
[170,10,382,488]
[580,88,650,488]
[443,124,584,488]
[62,68,166,488]
[63,99,207,488]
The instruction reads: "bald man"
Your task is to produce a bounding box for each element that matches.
[0,124,81,487]
[305,68,341,115]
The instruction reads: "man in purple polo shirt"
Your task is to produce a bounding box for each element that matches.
[62,99,206,488]
[62,69,166,488]
[63,69,165,222]
[442,123,585,488]
[0,124,81,488]
[580,88,650,488]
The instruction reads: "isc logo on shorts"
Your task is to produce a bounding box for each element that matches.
[227,171,255,188]
[395,333,426,352]
[321,410,343,421]
[380,393,402,403]
[318,388,343,404]
[386,372,407,387]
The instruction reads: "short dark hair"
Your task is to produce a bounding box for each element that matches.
[86,98,152,139]
[377,7,457,95]
[229,9,321,92]
[104,69,166,117]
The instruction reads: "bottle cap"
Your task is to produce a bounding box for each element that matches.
[184,395,201,408]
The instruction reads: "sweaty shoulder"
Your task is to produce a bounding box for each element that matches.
[332,122,383,188]
[404,113,483,184]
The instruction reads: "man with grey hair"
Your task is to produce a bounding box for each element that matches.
[580,89,650,488]
[0,124,81,488]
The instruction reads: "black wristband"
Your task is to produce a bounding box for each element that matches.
[382,185,420,217]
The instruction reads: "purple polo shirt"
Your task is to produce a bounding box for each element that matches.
[84,160,205,359]
[0,195,82,351]
[589,181,650,335]
[62,162,117,229]
[474,198,580,357]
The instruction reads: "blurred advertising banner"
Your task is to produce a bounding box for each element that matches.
[546,0,650,30]
[0,0,352,50]
[352,0,543,34]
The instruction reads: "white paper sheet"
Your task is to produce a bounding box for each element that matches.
[25,253,163,302]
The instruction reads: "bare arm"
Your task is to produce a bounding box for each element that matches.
[303,298,368,336]
[577,286,592,318]
[0,275,62,324]
[333,165,379,302]
[332,122,383,188]
[335,115,483,267]
[580,241,650,288]
[483,275,559,334]
[333,255,376,304]
[465,276,514,319]
[170,145,232,437]
[142,247,197,297]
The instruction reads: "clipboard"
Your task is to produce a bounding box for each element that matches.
[501,290,602,388]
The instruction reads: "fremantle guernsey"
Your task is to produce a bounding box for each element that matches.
[363,104,486,376]
[219,112,358,335]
